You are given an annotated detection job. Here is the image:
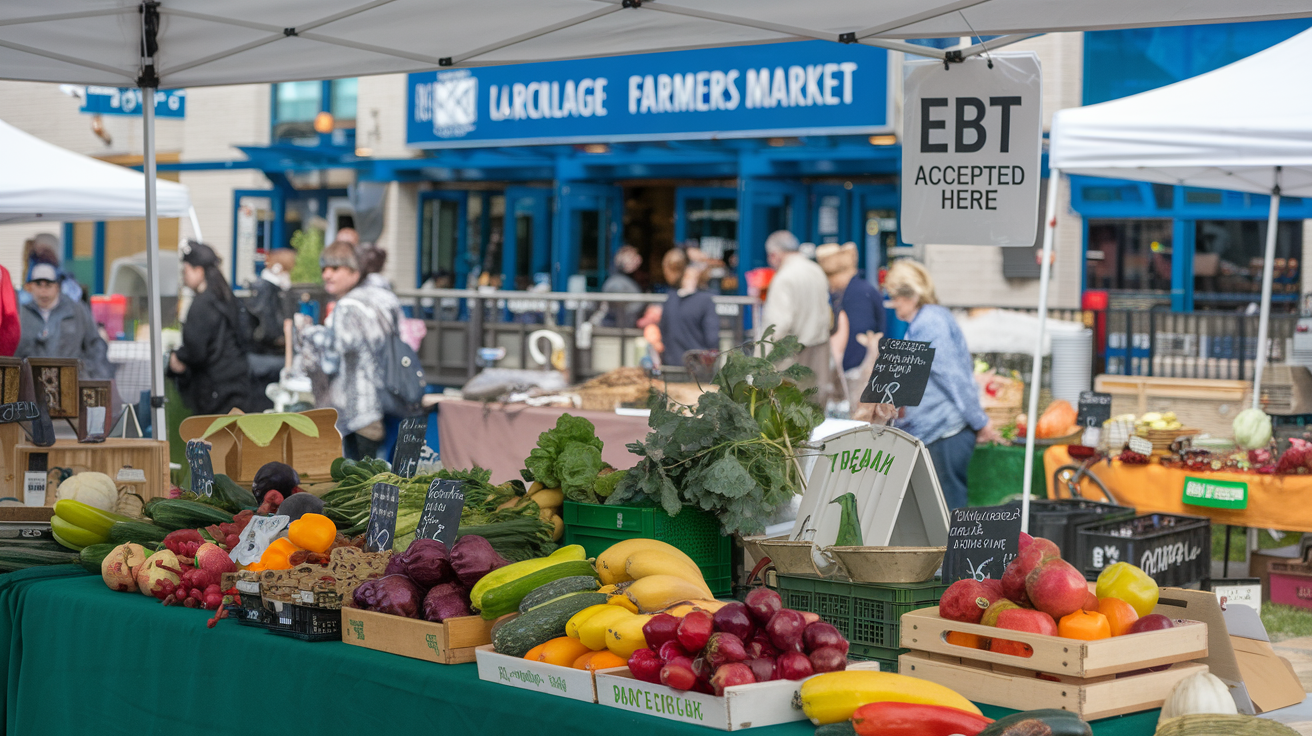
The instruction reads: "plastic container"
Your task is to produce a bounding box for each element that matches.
[227,579,270,627]
[562,500,732,596]
[264,600,342,642]
[774,573,946,650]
[1021,498,1136,564]
[1075,513,1211,588]
[90,294,127,340]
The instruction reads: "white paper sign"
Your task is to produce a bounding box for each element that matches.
[901,53,1042,246]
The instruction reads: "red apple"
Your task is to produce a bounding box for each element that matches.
[995,607,1058,636]
[979,578,1006,605]
[1018,537,1061,571]
[1018,531,1034,553]
[1001,561,1032,608]
[1026,558,1089,620]
[981,599,1020,627]
[989,637,1033,657]
[1128,614,1175,634]
[940,579,992,624]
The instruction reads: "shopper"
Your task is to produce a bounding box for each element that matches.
[168,242,257,415]
[884,259,1001,510]
[16,262,113,379]
[20,234,83,308]
[819,242,887,373]
[597,245,645,328]
[356,242,391,290]
[657,249,719,369]
[761,230,835,404]
[247,248,296,356]
[292,241,403,460]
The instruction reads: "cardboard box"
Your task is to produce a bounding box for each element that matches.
[340,608,494,664]
[594,662,881,731]
[474,645,600,702]
[1154,587,1306,714]
[178,408,342,482]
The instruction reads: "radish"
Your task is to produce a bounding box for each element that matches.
[712,601,756,641]
[766,609,807,652]
[808,647,847,673]
[704,632,748,669]
[776,651,815,680]
[803,622,849,655]
[710,663,756,695]
[658,640,689,663]
[660,664,697,691]
[628,649,663,683]
[744,587,782,625]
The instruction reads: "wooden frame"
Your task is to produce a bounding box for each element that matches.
[0,357,22,404]
[77,380,113,442]
[26,358,79,419]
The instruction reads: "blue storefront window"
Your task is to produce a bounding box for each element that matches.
[271,79,359,144]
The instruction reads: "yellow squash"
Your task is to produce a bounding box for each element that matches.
[799,671,982,725]
[625,575,716,613]
[596,539,697,585]
[605,613,654,660]
[565,604,613,640]
[578,606,633,651]
[624,550,710,593]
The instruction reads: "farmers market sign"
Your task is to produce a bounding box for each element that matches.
[1182,476,1248,510]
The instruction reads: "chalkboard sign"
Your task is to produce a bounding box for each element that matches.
[0,402,39,424]
[414,479,466,548]
[860,338,936,407]
[365,482,402,552]
[942,504,1022,584]
[391,416,427,479]
[186,440,215,497]
[1077,391,1113,428]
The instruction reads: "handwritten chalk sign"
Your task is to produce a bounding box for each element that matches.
[365,482,402,552]
[414,479,466,548]
[186,440,215,497]
[0,402,39,424]
[860,338,936,407]
[942,504,1022,584]
[1077,391,1113,428]
[391,415,427,479]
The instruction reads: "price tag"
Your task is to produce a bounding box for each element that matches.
[942,505,1022,584]
[186,440,215,497]
[116,467,147,483]
[391,415,427,479]
[414,479,466,548]
[0,401,39,424]
[1077,391,1113,428]
[860,338,936,407]
[365,482,402,552]
[23,472,46,507]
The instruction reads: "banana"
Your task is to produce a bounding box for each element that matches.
[625,575,719,614]
[578,606,633,650]
[596,539,698,585]
[605,613,654,660]
[799,671,983,725]
[565,604,613,640]
[624,550,710,594]
[659,599,729,616]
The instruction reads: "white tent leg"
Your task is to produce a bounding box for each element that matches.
[1252,166,1283,409]
[1021,172,1061,533]
[188,205,203,243]
[143,88,166,440]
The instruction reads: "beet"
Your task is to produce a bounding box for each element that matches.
[450,535,509,589]
[777,651,814,680]
[803,622,849,655]
[746,638,778,660]
[766,609,807,653]
[744,587,782,625]
[398,539,454,589]
[712,601,757,641]
[643,613,682,650]
[704,632,748,668]
[628,649,663,683]
[745,656,777,682]
[710,662,756,695]
[353,575,424,618]
[677,610,714,653]
[808,647,847,673]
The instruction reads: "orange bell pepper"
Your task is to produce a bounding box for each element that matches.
[1058,609,1111,641]
[287,513,337,554]
[259,537,300,570]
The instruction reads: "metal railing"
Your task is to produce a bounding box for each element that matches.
[1103,308,1297,381]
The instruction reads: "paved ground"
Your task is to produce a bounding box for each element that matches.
[1267,636,1312,734]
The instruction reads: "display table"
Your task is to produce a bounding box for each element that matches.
[1043,446,1312,532]
[0,567,1158,736]
[437,400,648,483]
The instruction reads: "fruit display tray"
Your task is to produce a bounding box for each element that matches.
[474,645,603,703]
[900,607,1208,678]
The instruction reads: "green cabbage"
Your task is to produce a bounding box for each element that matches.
[1233,408,1272,450]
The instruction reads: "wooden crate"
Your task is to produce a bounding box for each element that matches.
[901,607,1208,678]
[8,437,171,502]
[1093,375,1248,438]
[340,608,494,664]
[899,653,1208,721]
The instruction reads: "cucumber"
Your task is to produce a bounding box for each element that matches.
[518,575,600,613]
[212,475,257,511]
[0,545,80,572]
[478,560,599,620]
[78,543,118,574]
[492,591,607,657]
[144,500,232,531]
[108,521,167,547]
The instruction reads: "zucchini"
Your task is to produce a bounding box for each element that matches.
[518,575,600,613]
[212,475,258,511]
[979,709,1091,736]
[814,723,857,736]
[108,521,167,547]
[492,591,608,657]
[480,560,599,619]
[78,543,118,574]
[144,499,232,531]
[0,545,80,572]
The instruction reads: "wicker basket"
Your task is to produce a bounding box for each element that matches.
[1137,427,1201,454]
[575,384,653,411]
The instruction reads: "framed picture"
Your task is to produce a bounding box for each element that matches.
[0,357,22,404]
[78,380,113,442]
[26,358,79,419]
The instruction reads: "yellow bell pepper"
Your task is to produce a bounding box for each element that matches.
[287,513,337,554]
[1095,562,1159,618]
[259,537,300,570]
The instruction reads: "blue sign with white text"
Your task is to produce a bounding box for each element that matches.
[407,41,890,148]
[80,87,185,118]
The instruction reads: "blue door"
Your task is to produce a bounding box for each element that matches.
[737,180,809,290]
[809,184,851,245]
[417,190,467,288]
[502,187,552,291]
[556,183,621,292]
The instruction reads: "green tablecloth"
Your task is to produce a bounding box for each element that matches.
[0,567,1156,736]
[968,443,1047,507]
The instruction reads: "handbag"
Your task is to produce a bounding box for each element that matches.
[379,311,426,417]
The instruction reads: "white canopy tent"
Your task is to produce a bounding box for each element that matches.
[2,1,1311,440]
[1018,28,1312,517]
[0,117,190,223]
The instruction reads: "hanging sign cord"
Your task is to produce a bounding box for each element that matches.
[954,11,994,69]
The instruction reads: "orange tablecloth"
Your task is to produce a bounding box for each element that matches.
[1043,446,1312,532]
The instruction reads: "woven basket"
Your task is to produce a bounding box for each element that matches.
[575,384,653,411]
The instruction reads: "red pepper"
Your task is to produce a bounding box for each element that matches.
[851,702,993,736]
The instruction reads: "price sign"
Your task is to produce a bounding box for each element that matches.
[1077,391,1113,428]
[365,482,402,552]
[860,338,936,407]
[0,402,39,424]
[942,504,1022,584]
[414,479,466,548]
[391,415,427,479]
[186,440,215,497]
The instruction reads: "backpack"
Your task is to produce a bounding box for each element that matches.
[240,280,283,352]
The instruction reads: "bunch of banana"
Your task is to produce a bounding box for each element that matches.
[594,539,718,613]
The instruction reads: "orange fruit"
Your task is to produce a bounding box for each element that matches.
[1097,597,1139,637]
[1058,610,1111,641]
[946,631,987,650]
[572,650,599,669]
[523,642,548,661]
[539,636,592,667]
[581,651,627,671]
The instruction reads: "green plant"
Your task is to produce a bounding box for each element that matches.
[611,328,825,536]
[290,228,324,284]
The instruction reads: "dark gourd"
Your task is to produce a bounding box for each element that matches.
[518,575,601,613]
[492,592,607,657]
[978,710,1092,736]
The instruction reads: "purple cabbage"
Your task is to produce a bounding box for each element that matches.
[450,535,509,589]
[352,574,424,618]
[397,539,453,589]
[423,582,472,622]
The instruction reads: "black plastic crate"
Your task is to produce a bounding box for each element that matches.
[264,600,342,642]
[1019,498,1136,563]
[1075,513,1211,588]
[227,580,271,628]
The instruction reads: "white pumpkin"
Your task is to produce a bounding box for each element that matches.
[1158,671,1239,727]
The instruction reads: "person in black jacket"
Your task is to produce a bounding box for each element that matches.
[657,248,719,370]
[168,242,258,415]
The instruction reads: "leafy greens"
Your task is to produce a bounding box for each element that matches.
[522,413,607,503]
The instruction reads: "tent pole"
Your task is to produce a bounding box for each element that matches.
[142,88,166,440]
[1252,166,1283,410]
[1021,172,1061,533]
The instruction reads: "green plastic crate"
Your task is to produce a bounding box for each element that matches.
[562,500,733,597]
[847,642,903,672]
[774,574,945,650]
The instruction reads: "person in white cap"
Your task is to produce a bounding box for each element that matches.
[15,263,113,379]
